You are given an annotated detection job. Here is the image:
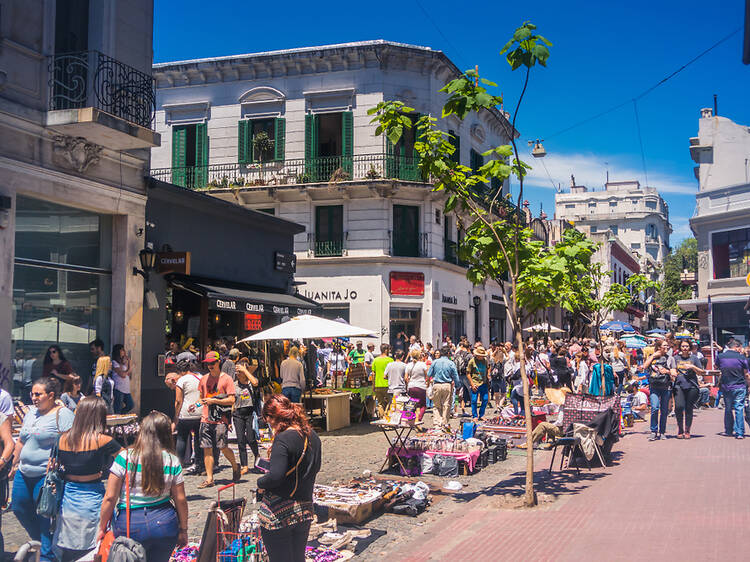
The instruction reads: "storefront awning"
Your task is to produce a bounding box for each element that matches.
[677,295,749,312]
[169,275,320,317]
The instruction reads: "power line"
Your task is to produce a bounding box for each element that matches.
[413,0,469,69]
[538,154,559,191]
[632,99,649,187]
[546,27,742,140]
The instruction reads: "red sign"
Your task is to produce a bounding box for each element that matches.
[244,313,263,331]
[390,272,425,296]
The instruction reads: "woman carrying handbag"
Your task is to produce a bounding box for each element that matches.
[97,412,188,562]
[256,395,321,562]
[11,377,74,562]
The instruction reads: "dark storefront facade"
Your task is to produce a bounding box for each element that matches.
[141,180,316,414]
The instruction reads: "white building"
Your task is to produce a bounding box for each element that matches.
[554,179,672,271]
[678,108,750,345]
[1,1,159,402]
[151,41,515,347]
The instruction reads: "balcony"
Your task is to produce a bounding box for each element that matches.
[312,236,345,257]
[47,51,160,150]
[444,240,469,268]
[150,154,421,190]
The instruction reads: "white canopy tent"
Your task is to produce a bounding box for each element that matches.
[240,314,376,341]
[523,323,565,333]
[12,317,92,344]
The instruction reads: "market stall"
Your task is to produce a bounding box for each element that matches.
[242,314,375,432]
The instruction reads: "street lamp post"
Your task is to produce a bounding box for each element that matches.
[470,295,482,343]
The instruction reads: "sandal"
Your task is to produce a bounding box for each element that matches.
[676,434,684,439]
[684,433,691,439]
[198,480,215,489]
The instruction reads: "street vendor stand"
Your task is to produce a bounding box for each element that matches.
[302,391,352,431]
[241,314,376,432]
[372,419,423,474]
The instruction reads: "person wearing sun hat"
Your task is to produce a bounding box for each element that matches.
[466,345,490,420]
[197,351,241,488]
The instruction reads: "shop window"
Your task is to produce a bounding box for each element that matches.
[393,205,420,257]
[390,307,420,350]
[712,227,750,279]
[442,309,465,343]
[12,196,112,400]
[315,205,344,257]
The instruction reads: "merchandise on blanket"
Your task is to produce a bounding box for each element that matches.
[170,543,200,562]
[400,397,419,421]
[218,537,265,562]
[384,481,431,516]
[401,434,480,453]
[313,485,384,506]
[305,546,353,561]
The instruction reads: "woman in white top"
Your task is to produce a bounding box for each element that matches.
[405,350,429,422]
[574,352,590,394]
[111,344,134,414]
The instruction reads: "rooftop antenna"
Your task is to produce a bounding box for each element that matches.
[713,93,718,116]
[605,161,609,185]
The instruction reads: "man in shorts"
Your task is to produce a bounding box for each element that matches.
[198,351,240,487]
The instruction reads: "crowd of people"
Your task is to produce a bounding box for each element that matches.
[5,328,749,561]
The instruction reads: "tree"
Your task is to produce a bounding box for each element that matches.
[370,21,556,507]
[656,237,698,313]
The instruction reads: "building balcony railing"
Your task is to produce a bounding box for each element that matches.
[49,50,156,129]
[313,237,345,257]
[150,154,422,190]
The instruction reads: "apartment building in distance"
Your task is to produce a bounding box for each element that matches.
[554,178,672,271]
[151,41,516,346]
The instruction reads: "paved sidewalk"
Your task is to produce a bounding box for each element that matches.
[386,407,747,561]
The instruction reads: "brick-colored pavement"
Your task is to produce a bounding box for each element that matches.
[385,407,748,561]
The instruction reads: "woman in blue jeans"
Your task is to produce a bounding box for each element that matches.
[643,340,674,441]
[98,411,188,562]
[11,377,74,562]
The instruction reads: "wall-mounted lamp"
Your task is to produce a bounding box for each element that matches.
[472,296,481,308]
[132,247,157,281]
[174,310,184,323]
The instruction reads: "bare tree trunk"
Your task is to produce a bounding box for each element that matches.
[515,326,536,507]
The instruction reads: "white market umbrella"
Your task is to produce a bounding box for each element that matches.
[523,323,565,333]
[240,314,376,341]
[12,317,92,344]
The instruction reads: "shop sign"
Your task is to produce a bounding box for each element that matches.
[210,297,315,316]
[156,252,191,275]
[244,313,263,331]
[442,295,458,305]
[214,298,238,310]
[390,272,424,296]
[302,289,357,301]
[491,294,504,302]
[274,251,297,273]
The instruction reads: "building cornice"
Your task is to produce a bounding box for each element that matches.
[296,255,475,276]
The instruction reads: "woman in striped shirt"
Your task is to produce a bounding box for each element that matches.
[97,411,188,562]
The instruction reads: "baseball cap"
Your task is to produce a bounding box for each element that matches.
[202,351,221,363]
[228,348,241,359]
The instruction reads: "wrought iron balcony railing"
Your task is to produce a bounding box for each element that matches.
[150,154,422,190]
[314,238,344,257]
[49,50,156,129]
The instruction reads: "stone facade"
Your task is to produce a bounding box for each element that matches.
[1,0,158,407]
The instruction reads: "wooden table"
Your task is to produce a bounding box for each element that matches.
[303,392,352,432]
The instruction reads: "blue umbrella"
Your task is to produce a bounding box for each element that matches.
[621,337,647,349]
[646,328,667,335]
[601,321,635,333]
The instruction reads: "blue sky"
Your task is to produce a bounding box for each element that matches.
[154,0,749,245]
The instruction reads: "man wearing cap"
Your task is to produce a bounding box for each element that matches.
[348,341,366,366]
[198,351,241,487]
[466,346,490,420]
[221,348,240,379]
[428,346,461,429]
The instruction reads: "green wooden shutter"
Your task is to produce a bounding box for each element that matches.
[238,120,249,164]
[403,113,420,181]
[274,117,286,161]
[171,126,187,187]
[385,134,396,179]
[341,111,353,176]
[449,130,460,164]
[194,122,208,188]
[304,114,318,181]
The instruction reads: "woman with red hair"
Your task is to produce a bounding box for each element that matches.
[256,395,321,562]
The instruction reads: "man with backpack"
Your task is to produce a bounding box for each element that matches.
[454,340,473,417]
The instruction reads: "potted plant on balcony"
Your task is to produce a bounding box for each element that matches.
[365,165,381,179]
[328,167,350,184]
[252,131,274,163]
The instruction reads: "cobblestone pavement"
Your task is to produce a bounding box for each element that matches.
[2,407,528,559]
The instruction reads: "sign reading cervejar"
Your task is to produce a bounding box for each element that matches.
[209,297,313,317]
[156,252,191,275]
[390,272,425,296]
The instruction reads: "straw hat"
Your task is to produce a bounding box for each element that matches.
[473,346,488,358]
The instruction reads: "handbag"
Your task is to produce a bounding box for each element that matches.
[36,408,64,519]
[107,451,146,562]
[258,436,310,527]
